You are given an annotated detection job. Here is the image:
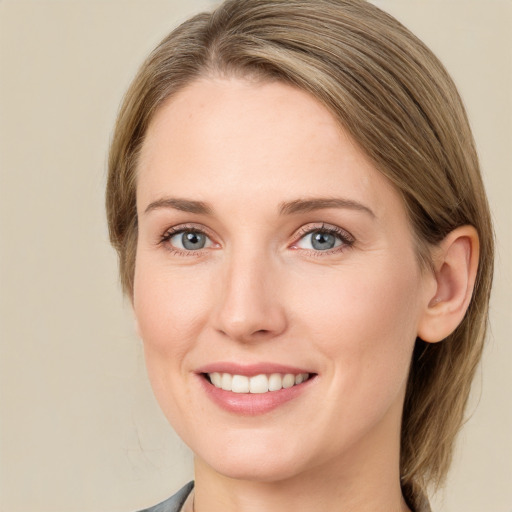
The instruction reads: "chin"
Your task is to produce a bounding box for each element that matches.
[204,454,308,483]
[191,430,319,483]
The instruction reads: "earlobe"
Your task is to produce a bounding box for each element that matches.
[418,225,480,343]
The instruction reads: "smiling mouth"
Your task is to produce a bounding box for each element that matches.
[204,372,313,394]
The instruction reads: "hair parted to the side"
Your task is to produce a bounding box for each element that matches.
[106,0,494,508]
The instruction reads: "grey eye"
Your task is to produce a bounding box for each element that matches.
[171,231,209,250]
[310,231,338,250]
[296,230,343,251]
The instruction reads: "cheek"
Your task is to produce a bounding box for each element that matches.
[132,259,215,429]
[134,259,210,347]
[298,257,420,339]
[132,257,214,401]
[295,257,422,404]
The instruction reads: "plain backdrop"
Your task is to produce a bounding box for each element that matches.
[0,1,510,511]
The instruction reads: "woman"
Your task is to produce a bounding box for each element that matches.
[106,1,494,511]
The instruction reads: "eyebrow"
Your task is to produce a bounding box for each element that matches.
[143,196,374,218]
[144,197,212,215]
[278,197,375,217]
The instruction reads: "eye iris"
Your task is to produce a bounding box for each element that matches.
[311,231,336,250]
[182,231,206,250]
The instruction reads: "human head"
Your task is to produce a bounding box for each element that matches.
[106,0,493,506]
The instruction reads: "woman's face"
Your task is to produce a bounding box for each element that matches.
[134,77,433,482]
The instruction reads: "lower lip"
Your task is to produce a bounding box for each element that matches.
[198,375,315,415]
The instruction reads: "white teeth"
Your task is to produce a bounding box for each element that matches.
[221,373,232,391]
[207,372,310,393]
[249,374,269,394]
[282,373,295,389]
[231,375,249,393]
[210,372,222,388]
[268,373,282,391]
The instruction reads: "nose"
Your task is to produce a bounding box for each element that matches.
[212,249,288,343]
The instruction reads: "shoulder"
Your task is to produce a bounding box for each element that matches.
[136,481,194,512]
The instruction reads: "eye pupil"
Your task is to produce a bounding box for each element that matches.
[182,231,206,250]
[311,231,336,250]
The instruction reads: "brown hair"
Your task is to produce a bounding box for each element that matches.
[106,0,494,508]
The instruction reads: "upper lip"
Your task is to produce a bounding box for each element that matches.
[195,362,314,377]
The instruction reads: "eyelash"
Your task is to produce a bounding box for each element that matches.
[158,222,355,257]
[291,223,355,256]
[159,223,216,257]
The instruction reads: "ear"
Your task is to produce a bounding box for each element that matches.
[417,225,480,343]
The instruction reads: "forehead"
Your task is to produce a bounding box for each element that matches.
[137,77,403,222]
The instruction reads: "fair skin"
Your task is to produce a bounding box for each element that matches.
[133,77,478,512]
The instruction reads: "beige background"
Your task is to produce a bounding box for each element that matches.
[0,1,510,511]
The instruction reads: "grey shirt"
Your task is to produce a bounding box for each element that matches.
[137,481,432,512]
[137,482,194,512]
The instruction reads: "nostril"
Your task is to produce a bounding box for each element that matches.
[214,298,288,342]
